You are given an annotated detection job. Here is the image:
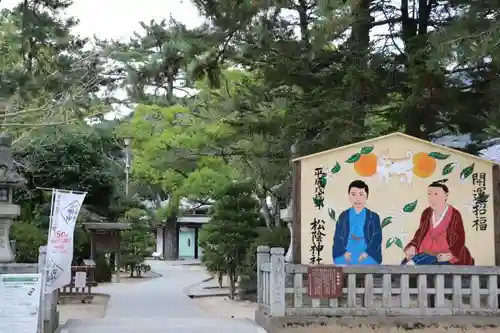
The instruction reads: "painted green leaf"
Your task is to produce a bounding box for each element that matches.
[381,216,393,228]
[328,208,336,221]
[330,162,341,174]
[403,200,418,213]
[442,163,455,176]
[460,163,475,180]
[360,146,374,155]
[385,238,394,249]
[345,153,361,163]
[428,152,450,160]
[319,175,327,187]
[394,237,404,249]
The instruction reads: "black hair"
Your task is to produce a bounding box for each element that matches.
[429,180,449,193]
[348,180,369,196]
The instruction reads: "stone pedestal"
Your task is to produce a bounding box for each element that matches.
[0,204,20,263]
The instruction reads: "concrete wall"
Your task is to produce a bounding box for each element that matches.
[299,133,496,265]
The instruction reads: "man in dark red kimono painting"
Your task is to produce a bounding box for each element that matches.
[402,180,474,266]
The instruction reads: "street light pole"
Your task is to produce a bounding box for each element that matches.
[123,137,132,197]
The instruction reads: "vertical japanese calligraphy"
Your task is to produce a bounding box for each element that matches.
[313,167,326,209]
[311,167,327,264]
[310,218,325,264]
[472,172,489,231]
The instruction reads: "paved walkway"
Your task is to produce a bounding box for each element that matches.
[62,261,266,333]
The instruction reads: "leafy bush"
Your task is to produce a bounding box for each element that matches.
[11,221,46,263]
[94,253,112,282]
[242,225,290,281]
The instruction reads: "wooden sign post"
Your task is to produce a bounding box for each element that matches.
[308,265,343,298]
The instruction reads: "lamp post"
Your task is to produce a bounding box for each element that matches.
[123,137,132,197]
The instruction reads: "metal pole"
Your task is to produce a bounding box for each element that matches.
[125,167,129,197]
[125,148,130,197]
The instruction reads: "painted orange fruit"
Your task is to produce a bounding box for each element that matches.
[413,152,436,178]
[354,153,377,177]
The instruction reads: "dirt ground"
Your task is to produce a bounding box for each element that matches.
[194,296,257,320]
[58,294,110,325]
[194,296,500,333]
[272,325,500,333]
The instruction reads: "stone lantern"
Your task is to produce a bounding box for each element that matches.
[0,133,26,263]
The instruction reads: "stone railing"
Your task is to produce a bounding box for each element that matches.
[257,246,500,318]
[37,246,60,333]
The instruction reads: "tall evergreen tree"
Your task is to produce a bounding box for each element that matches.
[199,182,262,299]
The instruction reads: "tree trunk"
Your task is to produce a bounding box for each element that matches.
[218,272,223,288]
[228,269,236,300]
[347,0,371,139]
[163,218,179,260]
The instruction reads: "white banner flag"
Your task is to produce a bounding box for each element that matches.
[45,190,86,294]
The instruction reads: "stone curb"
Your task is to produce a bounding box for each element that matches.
[183,275,215,298]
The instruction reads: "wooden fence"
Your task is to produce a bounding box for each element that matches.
[58,263,96,302]
[257,246,500,317]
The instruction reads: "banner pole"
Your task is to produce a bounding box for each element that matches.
[36,187,86,194]
[41,189,56,333]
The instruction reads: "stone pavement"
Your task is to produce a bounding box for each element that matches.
[61,261,266,333]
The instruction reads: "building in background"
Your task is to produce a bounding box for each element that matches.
[155,205,210,260]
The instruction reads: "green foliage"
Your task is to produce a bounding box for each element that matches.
[10,222,46,263]
[16,124,124,220]
[94,253,112,283]
[199,181,262,299]
[0,1,111,134]
[120,208,155,277]
[243,226,290,280]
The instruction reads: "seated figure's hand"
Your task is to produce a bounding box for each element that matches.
[437,253,453,262]
[358,252,368,261]
[344,252,352,262]
[404,246,416,259]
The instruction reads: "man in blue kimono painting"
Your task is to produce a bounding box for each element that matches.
[332,180,382,265]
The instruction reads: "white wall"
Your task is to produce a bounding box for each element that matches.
[156,227,163,257]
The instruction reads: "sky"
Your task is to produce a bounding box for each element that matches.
[1,0,205,40]
[0,0,205,119]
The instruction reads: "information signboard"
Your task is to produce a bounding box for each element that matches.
[308,266,343,298]
[0,273,42,333]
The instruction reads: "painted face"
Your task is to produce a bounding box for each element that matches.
[349,187,367,210]
[427,186,447,209]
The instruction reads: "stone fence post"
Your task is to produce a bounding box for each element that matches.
[37,246,59,333]
[38,245,46,333]
[269,247,285,317]
[256,245,270,304]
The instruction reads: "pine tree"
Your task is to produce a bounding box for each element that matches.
[198,182,262,299]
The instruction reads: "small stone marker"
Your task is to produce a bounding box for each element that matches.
[308,265,343,298]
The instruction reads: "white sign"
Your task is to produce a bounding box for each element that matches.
[0,273,42,333]
[45,190,86,294]
[74,272,87,288]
